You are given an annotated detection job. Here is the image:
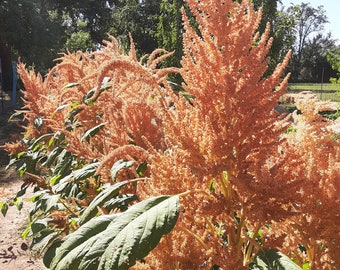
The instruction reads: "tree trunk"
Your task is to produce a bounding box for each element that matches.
[0,43,13,93]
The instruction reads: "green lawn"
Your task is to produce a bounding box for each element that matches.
[287,83,340,102]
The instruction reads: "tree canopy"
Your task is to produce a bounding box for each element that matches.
[285,2,333,82]
[0,0,65,89]
[327,45,340,84]
[0,0,338,89]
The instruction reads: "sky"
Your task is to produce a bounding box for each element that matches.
[280,0,340,45]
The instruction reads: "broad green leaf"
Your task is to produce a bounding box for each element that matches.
[81,123,107,143]
[51,104,70,118]
[50,195,180,270]
[73,162,100,182]
[29,133,54,151]
[79,180,129,225]
[53,151,73,176]
[43,147,63,167]
[52,178,81,199]
[34,116,44,131]
[136,162,147,177]
[8,111,24,122]
[102,194,138,212]
[48,214,120,269]
[52,162,99,194]
[63,82,80,89]
[98,195,180,270]
[44,194,61,212]
[83,78,111,105]
[0,201,9,217]
[30,227,60,259]
[110,160,134,181]
[250,249,302,270]
[43,239,63,268]
[52,175,73,193]
[29,192,63,216]
[14,197,23,211]
[31,219,50,234]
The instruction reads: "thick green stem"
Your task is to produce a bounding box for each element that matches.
[243,223,261,265]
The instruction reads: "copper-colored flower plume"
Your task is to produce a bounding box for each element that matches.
[135,0,298,268]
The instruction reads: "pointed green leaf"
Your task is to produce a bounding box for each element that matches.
[81,123,107,143]
[136,162,147,177]
[16,183,28,198]
[14,197,23,211]
[99,195,180,270]
[84,88,96,100]
[79,180,129,225]
[73,162,100,182]
[0,201,9,217]
[250,249,302,270]
[102,194,138,212]
[110,160,134,181]
[29,133,54,151]
[31,229,59,253]
[63,82,80,89]
[83,77,111,105]
[49,214,120,270]
[50,195,180,270]
[44,194,61,212]
[55,104,70,112]
[42,147,63,167]
[34,116,44,131]
[8,111,24,122]
[51,104,70,118]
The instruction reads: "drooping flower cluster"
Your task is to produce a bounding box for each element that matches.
[10,36,178,183]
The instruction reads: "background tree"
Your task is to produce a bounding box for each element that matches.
[65,30,95,53]
[156,0,287,81]
[270,7,295,73]
[326,45,340,85]
[108,0,161,54]
[233,0,289,73]
[286,2,329,81]
[47,0,115,44]
[64,20,95,52]
[0,0,65,88]
[299,33,337,82]
[1,0,337,87]
[155,0,195,84]
[156,0,184,69]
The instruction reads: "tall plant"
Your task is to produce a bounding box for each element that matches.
[1,0,339,269]
[136,0,296,268]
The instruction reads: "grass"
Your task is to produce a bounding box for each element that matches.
[287,83,340,102]
[288,83,339,91]
[281,83,340,120]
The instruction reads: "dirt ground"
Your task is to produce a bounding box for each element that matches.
[0,101,46,269]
